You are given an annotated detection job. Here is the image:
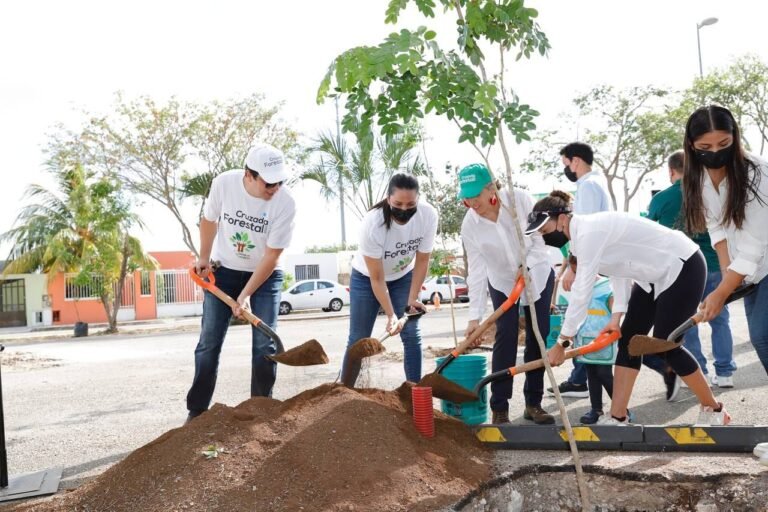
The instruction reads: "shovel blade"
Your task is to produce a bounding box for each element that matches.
[418,373,478,403]
[267,339,330,366]
[347,337,386,361]
[628,335,682,357]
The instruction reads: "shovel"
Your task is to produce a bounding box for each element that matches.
[628,283,757,356]
[416,275,526,404]
[189,267,329,366]
[346,307,427,362]
[473,330,621,395]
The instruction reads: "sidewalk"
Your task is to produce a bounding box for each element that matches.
[0,302,471,344]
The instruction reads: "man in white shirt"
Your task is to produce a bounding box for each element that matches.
[552,142,612,398]
[186,143,296,423]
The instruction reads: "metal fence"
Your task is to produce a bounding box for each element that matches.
[64,274,135,308]
[155,270,203,305]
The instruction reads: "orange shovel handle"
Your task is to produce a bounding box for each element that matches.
[508,329,621,377]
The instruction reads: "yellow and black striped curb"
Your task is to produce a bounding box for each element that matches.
[474,424,768,452]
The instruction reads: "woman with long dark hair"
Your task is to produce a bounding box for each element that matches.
[682,105,768,375]
[340,173,438,387]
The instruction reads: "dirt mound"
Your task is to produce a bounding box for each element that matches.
[15,384,489,512]
[268,338,329,366]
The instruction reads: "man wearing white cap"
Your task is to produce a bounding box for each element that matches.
[186,143,295,422]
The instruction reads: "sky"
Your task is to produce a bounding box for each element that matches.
[2,0,768,257]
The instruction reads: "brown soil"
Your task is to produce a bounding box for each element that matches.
[269,338,329,366]
[14,384,489,512]
[418,373,478,403]
[346,337,385,361]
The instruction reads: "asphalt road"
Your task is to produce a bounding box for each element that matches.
[1,301,766,490]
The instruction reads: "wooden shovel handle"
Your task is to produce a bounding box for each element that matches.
[509,330,621,377]
[188,267,284,352]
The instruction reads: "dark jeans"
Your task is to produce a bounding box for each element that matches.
[744,275,768,375]
[186,266,283,414]
[488,270,555,412]
[340,269,422,386]
[587,364,613,411]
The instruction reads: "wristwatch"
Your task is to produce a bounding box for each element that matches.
[557,336,572,348]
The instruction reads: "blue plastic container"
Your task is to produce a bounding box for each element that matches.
[434,354,488,425]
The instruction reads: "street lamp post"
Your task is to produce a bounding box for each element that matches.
[696,17,719,77]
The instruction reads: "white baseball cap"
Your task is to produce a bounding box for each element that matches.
[244,144,290,184]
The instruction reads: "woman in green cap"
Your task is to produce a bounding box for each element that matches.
[458,163,555,425]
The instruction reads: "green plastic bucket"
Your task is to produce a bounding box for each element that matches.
[434,354,488,425]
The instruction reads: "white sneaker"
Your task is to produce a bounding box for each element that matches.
[597,415,629,426]
[761,452,768,467]
[754,442,768,458]
[716,375,734,388]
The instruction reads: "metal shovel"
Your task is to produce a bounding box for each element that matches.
[628,283,757,356]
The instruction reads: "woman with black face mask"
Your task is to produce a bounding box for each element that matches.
[340,173,438,387]
[682,105,768,377]
[526,190,731,426]
[458,163,556,425]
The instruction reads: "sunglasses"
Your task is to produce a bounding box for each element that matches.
[247,167,283,189]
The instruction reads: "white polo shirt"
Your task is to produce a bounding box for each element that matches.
[561,212,698,338]
[461,188,552,321]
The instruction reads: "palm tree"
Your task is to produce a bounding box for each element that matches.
[301,124,427,223]
[1,164,156,333]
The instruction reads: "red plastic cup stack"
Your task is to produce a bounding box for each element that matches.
[411,386,435,438]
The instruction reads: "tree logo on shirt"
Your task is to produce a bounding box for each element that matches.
[230,232,256,255]
[392,256,414,274]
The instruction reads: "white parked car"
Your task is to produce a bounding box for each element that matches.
[419,275,469,304]
[279,279,350,315]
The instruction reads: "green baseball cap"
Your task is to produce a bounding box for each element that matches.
[457,163,492,199]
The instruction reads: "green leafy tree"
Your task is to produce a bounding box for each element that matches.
[305,243,359,253]
[680,55,768,155]
[47,93,301,257]
[521,85,681,211]
[180,94,301,219]
[1,164,156,333]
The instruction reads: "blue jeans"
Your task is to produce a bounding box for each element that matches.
[186,266,283,413]
[489,270,554,411]
[340,269,422,386]
[744,276,768,375]
[683,271,736,377]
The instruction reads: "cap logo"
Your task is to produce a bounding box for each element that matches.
[460,174,476,184]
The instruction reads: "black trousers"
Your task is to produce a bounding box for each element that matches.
[488,270,554,412]
[615,251,706,377]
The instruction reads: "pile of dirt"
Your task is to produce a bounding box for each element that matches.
[15,384,489,512]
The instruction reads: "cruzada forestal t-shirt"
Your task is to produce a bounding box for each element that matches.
[351,201,438,281]
[203,169,296,272]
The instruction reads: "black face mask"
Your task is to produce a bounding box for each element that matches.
[563,165,578,183]
[391,206,417,223]
[543,230,569,248]
[695,145,734,169]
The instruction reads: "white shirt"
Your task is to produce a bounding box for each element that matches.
[702,154,768,284]
[461,189,552,321]
[561,212,698,338]
[203,169,296,272]
[575,170,613,214]
[352,201,438,281]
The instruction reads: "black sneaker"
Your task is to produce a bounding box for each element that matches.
[664,371,681,402]
[547,381,589,398]
[580,409,603,424]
